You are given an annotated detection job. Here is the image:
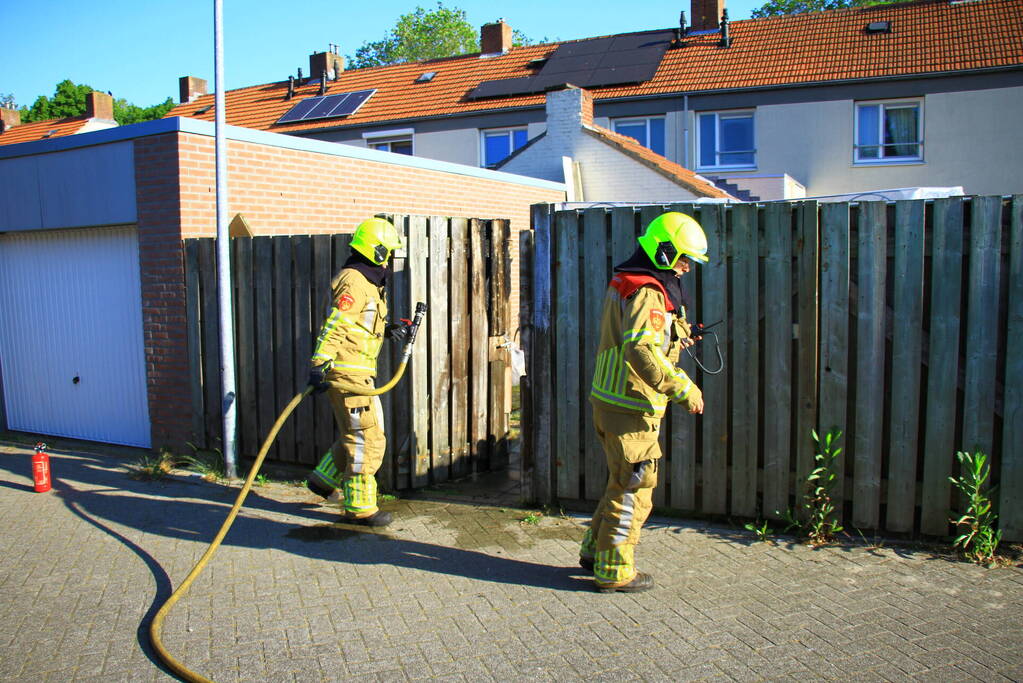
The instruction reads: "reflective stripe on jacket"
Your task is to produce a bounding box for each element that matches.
[590,281,696,417]
[311,267,388,377]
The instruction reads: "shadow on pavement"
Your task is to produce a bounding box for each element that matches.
[0,449,591,593]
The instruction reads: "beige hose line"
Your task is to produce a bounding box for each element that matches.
[149,303,425,682]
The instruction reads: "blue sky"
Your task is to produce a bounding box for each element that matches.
[2,0,762,110]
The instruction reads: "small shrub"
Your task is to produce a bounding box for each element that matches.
[744,519,772,542]
[520,510,543,525]
[181,443,226,482]
[130,450,175,480]
[776,428,844,547]
[949,450,1002,566]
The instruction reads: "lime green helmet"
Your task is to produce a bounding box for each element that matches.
[351,217,404,265]
[637,212,709,269]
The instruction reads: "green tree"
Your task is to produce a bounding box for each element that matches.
[350,2,478,68]
[751,0,896,18]
[19,79,173,125]
[348,2,544,69]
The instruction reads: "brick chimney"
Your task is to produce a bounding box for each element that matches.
[0,107,20,132]
[481,20,512,55]
[179,76,208,103]
[85,91,114,121]
[692,0,725,30]
[310,48,345,81]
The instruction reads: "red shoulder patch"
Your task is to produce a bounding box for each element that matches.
[337,294,355,311]
[649,309,665,331]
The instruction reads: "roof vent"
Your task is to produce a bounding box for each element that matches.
[865,21,891,34]
[527,58,548,69]
[195,104,213,115]
[415,72,436,83]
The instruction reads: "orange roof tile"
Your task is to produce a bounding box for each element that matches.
[0,116,90,146]
[583,124,736,199]
[164,0,1022,133]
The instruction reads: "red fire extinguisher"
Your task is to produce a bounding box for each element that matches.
[32,442,51,493]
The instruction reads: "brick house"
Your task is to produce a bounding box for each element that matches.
[163,0,1023,199]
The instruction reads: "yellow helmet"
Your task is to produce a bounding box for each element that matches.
[637,212,709,269]
[350,217,404,265]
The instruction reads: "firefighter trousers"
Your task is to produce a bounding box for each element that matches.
[580,404,661,587]
[327,378,386,518]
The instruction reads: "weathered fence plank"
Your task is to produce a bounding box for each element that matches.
[920,198,964,536]
[1001,197,1023,540]
[488,219,512,469]
[699,203,728,514]
[428,217,452,481]
[233,238,256,458]
[795,202,820,500]
[408,216,430,487]
[272,238,295,462]
[449,217,471,479]
[554,210,582,500]
[198,239,221,449]
[519,228,535,503]
[253,238,276,460]
[469,218,489,472]
[962,196,1002,458]
[530,204,555,504]
[818,202,850,504]
[886,201,925,532]
[291,236,314,465]
[852,202,886,530]
[762,202,792,519]
[582,209,611,501]
[730,202,759,518]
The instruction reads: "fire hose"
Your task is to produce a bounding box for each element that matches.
[149,302,427,683]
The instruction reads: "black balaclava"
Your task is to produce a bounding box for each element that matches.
[614,246,690,311]
[343,249,388,287]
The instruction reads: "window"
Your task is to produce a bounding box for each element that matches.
[613,117,665,156]
[481,127,528,168]
[697,111,755,169]
[369,138,413,155]
[855,101,922,163]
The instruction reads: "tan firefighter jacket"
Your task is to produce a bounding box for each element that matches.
[590,272,700,417]
[310,267,388,378]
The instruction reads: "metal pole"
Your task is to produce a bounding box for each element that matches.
[214,0,238,478]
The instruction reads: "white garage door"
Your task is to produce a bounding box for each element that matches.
[0,226,151,447]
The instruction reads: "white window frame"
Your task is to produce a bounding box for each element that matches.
[853,99,923,165]
[479,126,528,168]
[363,128,414,155]
[696,110,756,171]
[612,116,666,155]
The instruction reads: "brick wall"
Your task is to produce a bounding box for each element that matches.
[134,134,192,450]
[135,129,564,450]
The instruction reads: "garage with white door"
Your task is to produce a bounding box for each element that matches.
[0,226,150,447]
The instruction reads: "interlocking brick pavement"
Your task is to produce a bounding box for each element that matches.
[1,442,1021,682]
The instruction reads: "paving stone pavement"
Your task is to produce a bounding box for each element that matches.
[1,441,1021,682]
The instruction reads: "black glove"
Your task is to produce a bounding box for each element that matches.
[385,318,412,343]
[307,364,330,394]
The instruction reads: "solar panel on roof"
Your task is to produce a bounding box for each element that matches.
[276,89,376,124]
[468,30,674,101]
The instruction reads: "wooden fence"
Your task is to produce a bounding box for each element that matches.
[526,196,1022,542]
[184,215,514,490]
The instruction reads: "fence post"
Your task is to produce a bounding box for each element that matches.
[763,203,793,520]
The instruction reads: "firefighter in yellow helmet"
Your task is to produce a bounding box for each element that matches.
[307,217,408,526]
[579,212,707,592]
